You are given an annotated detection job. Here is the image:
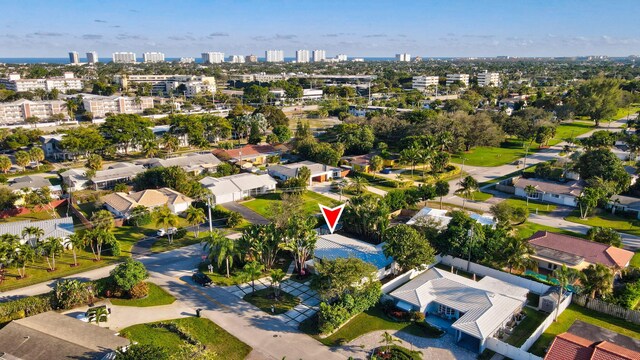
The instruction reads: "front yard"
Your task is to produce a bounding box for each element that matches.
[514,221,586,240]
[243,287,300,315]
[109,282,176,307]
[503,198,558,216]
[565,209,640,237]
[241,191,341,219]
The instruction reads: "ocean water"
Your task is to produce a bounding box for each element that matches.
[0,57,401,64]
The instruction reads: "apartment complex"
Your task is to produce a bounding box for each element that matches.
[336,54,348,62]
[86,51,99,64]
[81,94,154,117]
[114,74,216,97]
[296,49,310,63]
[0,99,68,125]
[68,51,79,64]
[112,52,136,63]
[229,55,245,63]
[245,54,258,63]
[412,76,440,91]
[0,72,83,93]
[396,53,411,62]
[446,73,470,86]
[143,52,165,63]
[201,52,225,64]
[265,50,284,62]
[312,50,326,62]
[477,71,500,87]
[179,57,195,63]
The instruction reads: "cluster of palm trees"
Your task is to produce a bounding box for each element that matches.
[398,135,451,180]
[550,263,614,320]
[0,147,45,173]
[0,227,65,277]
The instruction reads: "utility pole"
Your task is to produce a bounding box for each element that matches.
[207,196,214,232]
[467,228,474,272]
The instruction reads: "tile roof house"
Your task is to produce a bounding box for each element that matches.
[101,187,193,218]
[0,311,129,360]
[0,217,74,247]
[199,173,277,204]
[527,231,634,272]
[511,177,584,207]
[545,321,640,360]
[268,160,347,185]
[146,152,221,174]
[389,267,528,353]
[213,144,281,164]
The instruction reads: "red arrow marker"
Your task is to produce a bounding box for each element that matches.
[319,203,346,234]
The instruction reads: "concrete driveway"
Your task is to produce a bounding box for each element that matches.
[222,202,270,225]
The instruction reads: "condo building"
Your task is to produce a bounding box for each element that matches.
[265,50,284,62]
[412,76,440,91]
[202,52,225,64]
[477,71,500,87]
[312,50,326,62]
[68,51,79,64]
[0,72,83,93]
[229,55,245,63]
[446,73,470,86]
[113,74,216,97]
[0,99,68,125]
[143,52,165,63]
[396,53,411,62]
[81,94,154,117]
[112,52,137,64]
[245,54,258,63]
[296,50,310,63]
[86,51,99,64]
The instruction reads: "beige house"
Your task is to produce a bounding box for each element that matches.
[101,187,193,218]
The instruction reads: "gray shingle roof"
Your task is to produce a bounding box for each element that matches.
[513,178,584,197]
[92,162,145,183]
[148,153,221,171]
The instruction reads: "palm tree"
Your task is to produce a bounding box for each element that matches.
[524,185,537,205]
[503,237,537,274]
[28,147,44,170]
[37,237,64,271]
[270,268,286,300]
[0,155,11,174]
[419,146,435,180]
[185,206,206,238]
[14,150,31,171]
[67,233,85,267]
[154,206,179,243]
[22,226,44,246]
[65,99,79,120]
[434,180,449,210]
[203,230,236,278]
[581,264,614,299]
[456,176,479,210]
[14,243,36,279]
[240,261,264,293]
[89,306,109,327]
[551,265,581,321]
[379,331,402,353]
[349,176,368,195]
[162,134,179,154]
[400,146,421,178]
[142,140,160,158]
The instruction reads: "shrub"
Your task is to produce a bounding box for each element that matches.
[129,282,149,299]
[116,344,169,360]
[173,228,188,240]
[0,293,54,323]
[54,279,91,310]
[106,240,121,256]
[410,311,426,322]
[317,283,382,334]
[110,259,148,292]
[226,211,243,228]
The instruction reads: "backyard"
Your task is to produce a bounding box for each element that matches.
[241,191,341,218]
[503,198,558,216]
[504,307,547,347]
[565,209,640,237]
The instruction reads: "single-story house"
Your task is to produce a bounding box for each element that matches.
[268,160,348,185]
[406,207,495,228]
[60,168,89,192]
[214,144,281,164]
[305,233,395,279]
[0,217,74,247]
[146,152,221,175]
[609,195,640,219]
[544,321,640,360]
[527,231,634,273]
[512,177,584,207]
[101,187,193,218]
[0,311,129,360]
[8,175,62,205]
[341,153,397,173]
[199,173,277,204]
[91,162,146,190]
[389,268,528,353]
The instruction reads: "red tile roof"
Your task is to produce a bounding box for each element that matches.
[592,342,640,360]
[545,333,640,360]
[216,144,280,160]
[528,231,634,268]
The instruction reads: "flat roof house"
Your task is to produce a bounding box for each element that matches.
[609,195,640,219]
[146,152,221,175]
[91,162,145,190]
[527,231,634,273]
[0,311,129,360]
[101,187,193,218]
[199,173,277,204]
[389,268,528,353]
[511,177,584,207]
[268,160,347,185]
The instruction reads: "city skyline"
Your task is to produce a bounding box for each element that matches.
[1,0,640,58]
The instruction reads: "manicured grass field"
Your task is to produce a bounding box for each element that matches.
[529,304,640,356]
[631,252,640,268]
[120,317,252,360]
[198,258,292,287]
[565,210,640,237]
[505,307,547,347]
[242,191,341,219]
[110,282,176,307]
[243,287,300,315]
[514,221,586,240]
[503,198,558,216]
[0,210,56,223]
[457,190,493,202]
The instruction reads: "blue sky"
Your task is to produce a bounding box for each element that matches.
[2,0,640,58]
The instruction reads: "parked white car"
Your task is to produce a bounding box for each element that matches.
[157,227,178,237]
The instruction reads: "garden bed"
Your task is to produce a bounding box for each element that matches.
[372,345,423,360]
[243,287,300,315]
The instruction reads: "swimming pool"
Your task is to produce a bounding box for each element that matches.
[524,270,578,293]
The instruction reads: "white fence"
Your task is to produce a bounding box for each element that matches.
[439,255,552,295]
[521,293,572,351]
[381,267,429,294]
[573,294,640,325]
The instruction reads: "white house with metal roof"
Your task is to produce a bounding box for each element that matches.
[146,153,221,175]
[306,233,395,279]
[389,267,528,353]
[0,217,75,247]
[406,207,495,229]
[199,173,277,204]
[268,160,347,185]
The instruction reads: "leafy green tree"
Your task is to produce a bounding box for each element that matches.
[0,186,17,211]
[253,105,288,128]
[312,257,378,301]
[0,155,12,174]
[369,155,383,172]
[58,127,106,158]
[54,279,90,309]
[576,187,606,219]
[501,237,536,274]
[343,194,390,243]
[85,154,102,171]
[586,227,622,248]
[574,149,631,193]
[383,225,435,272]
[203,230,236,278]
[99,114,153,154]
[248,122,262,144]
[239,223,282,270]
[434,180,449,209]
[490,202,529,228]
[582,263,614,299]
[240,261,264,293]
[573,77,622,126]
[91,210,114,231]
[272,125,292,143]
[110,258,148,292]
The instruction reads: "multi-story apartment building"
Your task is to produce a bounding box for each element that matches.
[179,57,195,63]
[69,51,79,64]
[312,50,326,62]
[245,54,258,63]
[477,71,500,87]
[412,76,440,91]
[143,52,165,63]
[113,74,216,97]
[396,53,411,62]
[201,52,225,64]
[446,73,470,86]
[0,73,83,93]
[82,94,154,117]
[265,50,284,62]
[112,52,137,63]
[229,55,245,63]
[296,50,310,63]
[0,99,68,125]
[86,51,99,64]
[336,54,348,62]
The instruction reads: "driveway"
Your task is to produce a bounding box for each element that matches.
[222,202,270,225]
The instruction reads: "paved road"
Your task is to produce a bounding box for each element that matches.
[222,202,270,225]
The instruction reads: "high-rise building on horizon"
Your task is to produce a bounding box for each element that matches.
[229,55,245,63]
[396,53,411,62]
[179,57,195,64]
[336,54,348,62]
[201,52,225,64]
[112,52,136,64]
[296,50,310,63]
[245,54,258,63]
[86,51,99,65]
[143,52,165,63]
[68,51,79,64]
[265,50,284,62]
[312,50,326,62]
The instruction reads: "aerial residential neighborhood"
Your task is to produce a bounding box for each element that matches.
[1,1,640,360]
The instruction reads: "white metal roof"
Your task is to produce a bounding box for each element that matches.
[0,217,75,239]
[314,233,393,269]
[200,173,277,196]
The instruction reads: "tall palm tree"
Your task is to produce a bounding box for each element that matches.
[400,146,421,178]
[240,261,264,293]
[349,176,369,195]
[203,230,236,278]
[502,237,537,274]
[581,263,614,299]
[67,233,85,267]
[154,206,179,243]
[142,140,160,158]
[89,306,109,327]
[379,331,402,353]
[270,268,285,300]
[29,147,44,170]
[162,134,179,154]
[456,176,479,210]
[14,243,36,278]
[37,237,64,271]
[0,155,11,174]
[65,99,79,120]
[22,226,44,247]
[185,206,206,238]
[524,185,537,205]
[419,146,435,180]
[551,265,581,321]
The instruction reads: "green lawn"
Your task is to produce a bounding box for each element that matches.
[505,307,547,347]
[549,121,594,146]
[0,211,55,223]
[503,198,557,216]
[514,221,586,240]
[241,191,341,219]
[109,282,176,307]
[631,252,640,268]
[398,167,460,184]
[565,210,640,237]
[198,257,292,287]
[457,190,493,202]
[120,317,252,360]
[243,287,300,315]
[529,304,640,356]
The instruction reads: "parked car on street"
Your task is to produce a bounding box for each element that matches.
[192,272,213,287]
[157,227,178,237]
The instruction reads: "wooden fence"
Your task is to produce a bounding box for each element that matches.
[572,294,640,325]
